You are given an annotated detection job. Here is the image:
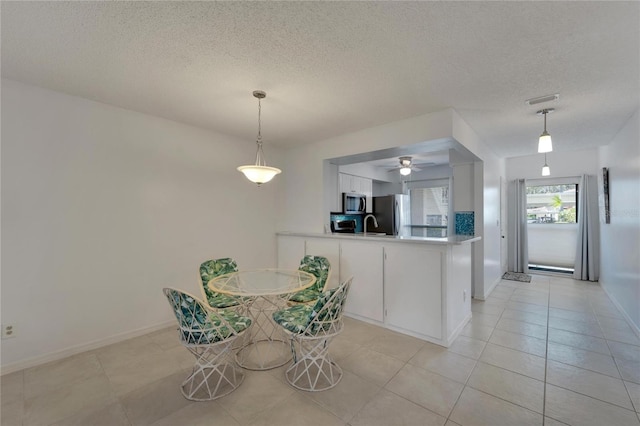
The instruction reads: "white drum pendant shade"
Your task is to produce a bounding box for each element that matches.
[542,163,551,176]
[538,132,553,153]
[541,153,551,176]
[537,109,554,153]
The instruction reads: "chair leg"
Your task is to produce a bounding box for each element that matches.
[181,340,244,401]
[285,335,342,391]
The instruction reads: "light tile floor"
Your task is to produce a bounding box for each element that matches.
[2,275,640,426]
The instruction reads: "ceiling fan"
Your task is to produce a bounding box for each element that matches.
[387,156,427,176]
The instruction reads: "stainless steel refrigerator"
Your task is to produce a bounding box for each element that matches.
[372,194,411,236]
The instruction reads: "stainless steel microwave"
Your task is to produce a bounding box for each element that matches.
[342,192,366,214]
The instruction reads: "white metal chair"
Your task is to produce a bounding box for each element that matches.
[163,287,251,401]
[273,277,353,391]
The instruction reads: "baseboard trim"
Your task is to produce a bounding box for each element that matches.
[475,275,502,301]
[601,284,640,339]
[0,320,175,376]
[343,312,384,328]
[445,311,473,346]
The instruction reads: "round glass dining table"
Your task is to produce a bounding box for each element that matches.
[208,269,316,370]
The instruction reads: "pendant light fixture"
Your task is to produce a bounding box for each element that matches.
[541,153,551,176]
[537,108,554,153]
[237,90,281,185]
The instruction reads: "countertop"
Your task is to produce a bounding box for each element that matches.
[277,231,481,245]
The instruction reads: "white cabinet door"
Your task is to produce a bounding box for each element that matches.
[384,245,442,339]
[277,236,306,270]
[305,238,341,289]
[339,173,354,194]
[340,241,384,322]
[361,177,373,213]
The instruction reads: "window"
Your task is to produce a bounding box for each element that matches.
[409,182,450,237]
[525,181,579,273]
[526,184,578,224]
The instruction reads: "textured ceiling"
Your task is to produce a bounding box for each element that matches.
[2,1,638,160]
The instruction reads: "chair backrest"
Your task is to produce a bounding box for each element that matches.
[298,255,331,293]
[199,258,238,299]
[163,287,243,345]
[303,276,353,336]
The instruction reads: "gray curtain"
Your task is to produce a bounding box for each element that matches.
[574,174,600,281]
[507,179,529,273]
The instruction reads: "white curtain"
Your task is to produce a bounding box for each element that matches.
[574,174,600,281]
[507,179,529,273]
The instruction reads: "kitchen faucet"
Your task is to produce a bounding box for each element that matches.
[364,214,378,234]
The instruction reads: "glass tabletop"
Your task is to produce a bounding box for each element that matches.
[208,269,316,297]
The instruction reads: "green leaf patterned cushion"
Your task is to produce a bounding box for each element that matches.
[164,288,251,345]
[288,288,322,303]
[206,293,241,309]
[298,255,330,293]
[199,258,241,308]
[311,287,344,333]
[308,284,349,333]
[288,255,330,303]
[274,282,349,335]
[218,308,252,334]
[272,304,314,333]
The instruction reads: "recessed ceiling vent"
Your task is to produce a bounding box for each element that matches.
[525,93,559,106]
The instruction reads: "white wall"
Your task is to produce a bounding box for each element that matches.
[506,148,599,181]
[452,113,504,299]
[452,164,474,211]
[598,110,640,332]
[408,164,453,182]
[373,181,402,197]
[0,79,282,371]
[338,163,396,182]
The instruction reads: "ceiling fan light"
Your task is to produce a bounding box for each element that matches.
[538,131,553,153]
[400,167,412,176]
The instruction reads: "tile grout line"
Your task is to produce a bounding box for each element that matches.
[545,279,640,424]
[593,292,640,424]
[542,276,551,426]
[444,285,513,424]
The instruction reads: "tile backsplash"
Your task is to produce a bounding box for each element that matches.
[455,211,475,235]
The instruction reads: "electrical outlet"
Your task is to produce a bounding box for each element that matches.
[463,290,467,302]
[1,324,16,339]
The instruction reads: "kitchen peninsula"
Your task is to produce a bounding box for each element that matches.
[277,232,480,347]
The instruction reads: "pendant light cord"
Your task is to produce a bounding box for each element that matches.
[257,96,262,141]
[255,96,266,166]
